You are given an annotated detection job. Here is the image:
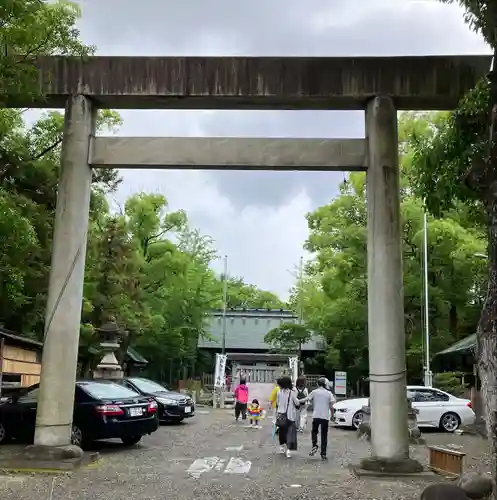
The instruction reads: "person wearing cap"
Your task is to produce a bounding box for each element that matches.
[300,377,336,461]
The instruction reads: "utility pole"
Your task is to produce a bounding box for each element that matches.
[298,256,303,326]
[221,255,228,355]
[423,212,432,387]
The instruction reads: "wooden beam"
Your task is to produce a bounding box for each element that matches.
[5,55,491,110]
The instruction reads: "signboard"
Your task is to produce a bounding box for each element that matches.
[334,371,347,396]
[214,354,227,388]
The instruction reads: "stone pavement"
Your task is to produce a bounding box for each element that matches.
[0,410,489,500]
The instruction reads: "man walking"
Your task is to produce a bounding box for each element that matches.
[303,377,335,460]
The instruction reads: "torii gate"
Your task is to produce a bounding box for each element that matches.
[4,54,490,471]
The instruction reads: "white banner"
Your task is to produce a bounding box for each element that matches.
[214,354,227,388]
[288,356,299,384]
[334,370,347,395]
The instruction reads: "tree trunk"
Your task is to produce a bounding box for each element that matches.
[479,51,497,496]
[477,196,497,491]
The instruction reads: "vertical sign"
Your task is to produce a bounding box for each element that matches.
[214,354,227,388]
[334,371,347,396]
[288,356,299,384]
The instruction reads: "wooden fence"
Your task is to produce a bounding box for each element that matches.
[202,372,324,390]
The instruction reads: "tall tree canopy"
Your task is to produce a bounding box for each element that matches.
[301,113,487,389]
[0,0,284,383]
[411,1,497,487]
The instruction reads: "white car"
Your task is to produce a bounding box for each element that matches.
[333,385,475,432]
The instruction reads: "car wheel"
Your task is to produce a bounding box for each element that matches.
[121,435,142,446]
[440,412,461,432]
[71,424,84,447]
[0,422,7,444]
[352,411,363,430]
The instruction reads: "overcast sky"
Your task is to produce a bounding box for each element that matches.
[44,0,490,298]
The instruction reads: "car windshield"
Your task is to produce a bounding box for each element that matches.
[130,378,169,393]
[79,381,139,400]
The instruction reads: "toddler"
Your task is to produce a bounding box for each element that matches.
[247,398,263,427]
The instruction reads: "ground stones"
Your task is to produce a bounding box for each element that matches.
[421,483,471,500]
[421,475,493,500]
[456,472,494,499]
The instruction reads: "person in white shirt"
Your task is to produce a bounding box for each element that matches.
[295,376,308,432]
[301,377,336,460]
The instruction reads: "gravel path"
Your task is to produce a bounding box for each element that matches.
[0,411,489,500]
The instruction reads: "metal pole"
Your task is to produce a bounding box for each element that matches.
[298,256,304,374]
[221,255,228,355]
[423,212,432,387]
[298,256,303,326]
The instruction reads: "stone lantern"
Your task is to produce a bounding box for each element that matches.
[92,319,126,380]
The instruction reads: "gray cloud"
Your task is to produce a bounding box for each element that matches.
[56,0,491,296]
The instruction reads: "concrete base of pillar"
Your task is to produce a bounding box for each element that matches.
[0,444,99,472]
[359,456,424,474]
[350,464,436,481]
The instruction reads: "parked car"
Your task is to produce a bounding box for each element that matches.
[111,377,195,423]
[0,380,159,447]
[333,385,475,432]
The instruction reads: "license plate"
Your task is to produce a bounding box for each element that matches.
[129,407,143,417]
[184,406,191,414]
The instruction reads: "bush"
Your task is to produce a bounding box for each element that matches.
[434,371,469,397]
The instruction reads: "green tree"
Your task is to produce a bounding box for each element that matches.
[224,277,284,309]
[0,0,288,388]
[410,2,497,480]
[264,323,312,353]
[303,111,487,390]
[0,108,121,335]
[122,192,220,381]
[0,0,95,104]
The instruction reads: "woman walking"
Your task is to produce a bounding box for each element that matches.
[275,375,300,458]
[295,376,308,432]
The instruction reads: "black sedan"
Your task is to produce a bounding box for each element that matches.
[0,380,159,448]
[111,377,195,423]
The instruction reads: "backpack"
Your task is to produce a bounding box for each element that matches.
[297,388,306,400]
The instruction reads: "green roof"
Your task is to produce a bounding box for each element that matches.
[198,308,325,351]
[436,334,476,356]
[0,328,43,349]
[127,346,148,364]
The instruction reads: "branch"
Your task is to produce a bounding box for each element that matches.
[31,137,62,160]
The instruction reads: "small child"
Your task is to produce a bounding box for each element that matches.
[247,399,263,428]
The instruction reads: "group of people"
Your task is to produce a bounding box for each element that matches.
[232,375,336,460]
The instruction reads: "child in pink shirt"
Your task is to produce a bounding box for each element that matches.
[233,378,249,421]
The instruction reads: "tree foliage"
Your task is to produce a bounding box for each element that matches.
[0,0,95,104]
[264,323,312,352]
[411,3,497,486]
[225,277,284,309]
[301,113,487,388]
[0,1,284,383]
